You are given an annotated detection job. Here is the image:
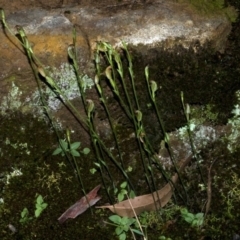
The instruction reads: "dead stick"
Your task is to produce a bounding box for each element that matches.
[205,158,218,215]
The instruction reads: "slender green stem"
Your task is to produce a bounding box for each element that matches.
[95,75,125,168]
[65,129,92,213]
[87,101,116,203]
[145,67,189,203]
[122,42,140,110]
[111,47,153,192]
[123,45,169,195]
[180,91,205,185]
[1,10,195,211]
[68,27,88,114]
[7,22,134,195]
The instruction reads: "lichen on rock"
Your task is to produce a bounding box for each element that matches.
[226,90,240,153]
[0,63,94,117]
[0,82,23,115]
[31,62,94,111]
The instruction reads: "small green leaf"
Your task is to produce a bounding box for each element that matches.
[82,147,90,155]
[146,103,152,108]
[118,191,127,202]
[131,228,143,235]
[126,166,132,172]
[105,66,113,81]
[193,216,204,226]
[196,213,204,219]
[180,208,188,215]
[117,194,123,202]
[185,214,194,223]
[119,232,126,240]
[21,208,29,218]
[192,219,199,226]
[135,110,142,122]
[100,160,107,167]
[41,203,48,209]
[37,195,43,204]
[86,99,95,115]
[70,149,80,157]
[109,215,121,224]
[159,237,165,240]
[19,218,25,223]
[35,209,42,218]
[116,226,123,235]
[127,218,136,225]
[120,182,127,189]
[52,148,62,155]
[198,218,204,226]
[114,188,118,195]
[129,190,136,199]
[122,225,129,232]
[94,162,100,168]
[90,168,97,174]
[121,217,129,225]
[36,203,41,209]
[121,189,128,195]
[70,142,81,150]
[150,80,158,94]
[59,139,68,150]
[187,213,194,219]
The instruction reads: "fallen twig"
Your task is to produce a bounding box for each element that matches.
[205,158,218,216]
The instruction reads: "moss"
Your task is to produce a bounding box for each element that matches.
[179,0,238,22]
[0,112,116,240]
[118,39,240,153]
[1,1,240,237]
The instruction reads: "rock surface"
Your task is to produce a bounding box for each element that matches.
[0,0,235,142]
[0,0,232,82]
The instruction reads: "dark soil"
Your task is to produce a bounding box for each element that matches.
[0,0,240,239]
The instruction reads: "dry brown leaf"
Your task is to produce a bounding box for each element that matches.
[96,155,192,217]
[58,185,101,224]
